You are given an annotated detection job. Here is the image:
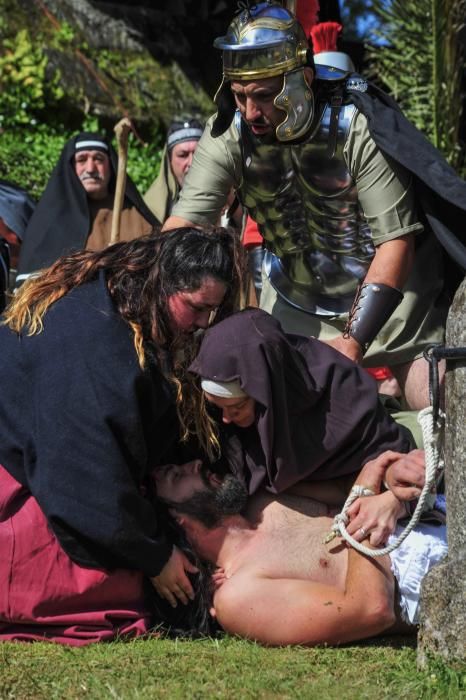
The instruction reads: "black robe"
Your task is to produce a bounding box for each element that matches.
[0,271,178,575]
[189,308,411,494]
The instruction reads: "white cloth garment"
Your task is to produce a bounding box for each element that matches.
[389,522,447,625]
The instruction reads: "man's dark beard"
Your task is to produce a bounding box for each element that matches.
[172,472,248,529]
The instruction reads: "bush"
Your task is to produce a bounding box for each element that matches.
[0,9,184,197]
[0,28,64,132]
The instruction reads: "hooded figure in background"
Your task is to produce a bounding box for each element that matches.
[144,119,204,224]
[17,131,159,286]
[0,180,36,307]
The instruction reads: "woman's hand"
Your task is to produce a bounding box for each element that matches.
[384,449,425,501]
[346,490,405,547]
[150,546,199,608]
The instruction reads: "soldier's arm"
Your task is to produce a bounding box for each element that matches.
[162,215,197,231]
[325,234,414,363]
[325,112,420,362]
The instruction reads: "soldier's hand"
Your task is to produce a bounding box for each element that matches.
[323,335,363,364]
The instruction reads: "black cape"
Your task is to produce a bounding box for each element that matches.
[18,131,159,276]
[343,78,466,272]
[189,308,411,494]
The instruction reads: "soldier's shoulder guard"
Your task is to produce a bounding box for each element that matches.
[345,74,369,93]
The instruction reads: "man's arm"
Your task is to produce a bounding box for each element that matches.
[162,215,197,231]
[325,234,414,363]
[213,548,395,646]
[325,110,420,363]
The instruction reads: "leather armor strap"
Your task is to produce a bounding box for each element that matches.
[344,282,404,354]
[327,91,343,159]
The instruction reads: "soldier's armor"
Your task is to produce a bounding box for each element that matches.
[237,89,375,316]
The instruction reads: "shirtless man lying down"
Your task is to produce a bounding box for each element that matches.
[154,454,446,647]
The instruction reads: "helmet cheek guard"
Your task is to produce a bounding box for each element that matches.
[274,68,314,142]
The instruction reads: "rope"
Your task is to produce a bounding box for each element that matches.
[324,406,444,557]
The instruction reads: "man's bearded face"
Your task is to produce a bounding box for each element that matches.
[230,75,285,142]
[154,460,248,529]
[154,460,213,504]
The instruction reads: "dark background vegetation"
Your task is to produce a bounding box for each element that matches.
[0,0,464,197]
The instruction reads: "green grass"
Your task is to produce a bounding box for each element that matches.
[1,635,465,699]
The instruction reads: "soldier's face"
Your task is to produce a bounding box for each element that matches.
[230,76,285,139]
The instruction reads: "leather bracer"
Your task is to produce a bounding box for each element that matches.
[344,282,404,354]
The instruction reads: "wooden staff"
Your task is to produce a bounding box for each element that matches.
[110,117,133,245]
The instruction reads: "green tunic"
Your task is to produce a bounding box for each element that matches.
[173,112,446,365]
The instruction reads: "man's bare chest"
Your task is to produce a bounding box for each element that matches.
[236,495,348,586]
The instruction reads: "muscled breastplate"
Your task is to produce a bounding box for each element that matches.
[238,100,374,316]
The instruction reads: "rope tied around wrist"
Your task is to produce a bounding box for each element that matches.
[323,484,375,544]
[323,406,445,557]
[323,342,466,556]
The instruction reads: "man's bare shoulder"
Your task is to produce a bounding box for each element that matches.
[211,570,276,641]
[211,566,394,647]
[213,571,253,612]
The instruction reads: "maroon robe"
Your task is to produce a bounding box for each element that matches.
[0,465,153,646]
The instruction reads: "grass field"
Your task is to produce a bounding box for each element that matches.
[1,634,465,699]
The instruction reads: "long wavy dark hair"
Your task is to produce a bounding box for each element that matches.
[4,226,246,457]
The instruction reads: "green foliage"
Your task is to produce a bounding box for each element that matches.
[127,134,164,194]
[0,125,68,198]
[367,0,466,172]
[0,28,64,129]
[52,21,76,49]
[88,47,214,127]
[0,0,210,199]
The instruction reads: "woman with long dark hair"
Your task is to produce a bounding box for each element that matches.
[0,226,243,644]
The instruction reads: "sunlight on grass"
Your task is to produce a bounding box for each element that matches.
[1,635,464,699]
